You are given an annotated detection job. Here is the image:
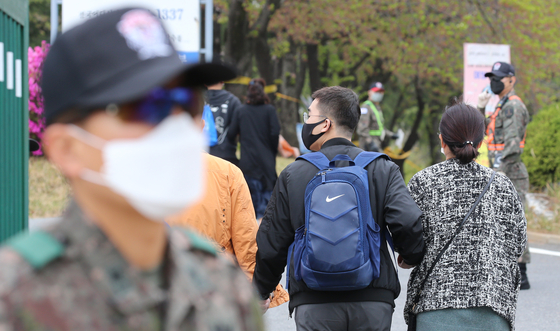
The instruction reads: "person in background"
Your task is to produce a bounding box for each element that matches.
[357,82,395,152]
[254,86,425,331]
[0,8,264,330]
[477,61,531,290]
[228,78,281,221]
[167,120,289,310]
[206,81,242,166]
[405,101,526,331]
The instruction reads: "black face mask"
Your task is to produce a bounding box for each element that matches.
[490,77,505,95]
[302,118,327,150]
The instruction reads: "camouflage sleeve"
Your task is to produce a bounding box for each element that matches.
[228,263,265,331]
[356,103,371,139]
[0,249,33,331]
[499,101,525,166]
[501,176,528,258]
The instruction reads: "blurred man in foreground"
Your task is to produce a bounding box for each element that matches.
[0,8,263,330]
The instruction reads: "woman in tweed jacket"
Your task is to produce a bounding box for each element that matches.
[404,102,527,330]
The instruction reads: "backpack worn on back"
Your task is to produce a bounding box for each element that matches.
[287,151,389,291]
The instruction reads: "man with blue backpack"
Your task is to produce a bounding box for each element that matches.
[253,86,425,330]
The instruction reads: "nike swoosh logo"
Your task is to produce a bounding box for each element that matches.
[326,194,344,202]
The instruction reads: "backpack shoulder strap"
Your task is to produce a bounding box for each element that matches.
[353,151,389,169]
[297,152,330,170]
[5,231,65,269]
[172,226,218,256]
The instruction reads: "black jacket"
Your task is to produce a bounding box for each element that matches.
[207,89,242,165]
[253,138,425,314]
[227,103,280,190]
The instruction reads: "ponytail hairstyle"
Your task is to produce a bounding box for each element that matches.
[246,78,270,105]
[439,100,485,164]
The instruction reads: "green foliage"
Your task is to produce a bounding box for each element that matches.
[29,0,52,47]
[522,103,560,189]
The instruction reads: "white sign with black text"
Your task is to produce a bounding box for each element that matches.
[61,0,200,63]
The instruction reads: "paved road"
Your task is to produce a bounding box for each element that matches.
[29,219,560,330]
[264,243,560,331]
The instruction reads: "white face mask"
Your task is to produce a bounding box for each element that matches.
[441,147,445,155]
[370,92,384,103]
[69,113,206,221]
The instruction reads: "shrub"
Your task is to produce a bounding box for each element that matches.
[28,41,49,155]
[522,103,560,189]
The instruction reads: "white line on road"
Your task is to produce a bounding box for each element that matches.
[530,247,560,257]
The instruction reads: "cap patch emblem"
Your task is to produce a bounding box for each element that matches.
[493,63,501,70]
[376,82,383,88]
[117,10,173,60]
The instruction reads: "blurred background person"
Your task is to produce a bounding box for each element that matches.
[228,78,281,221]
[357,82,396,152]
[405,102,526,331]
[206,81,242,166]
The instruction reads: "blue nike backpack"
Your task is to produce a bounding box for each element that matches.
[287,151,389,291]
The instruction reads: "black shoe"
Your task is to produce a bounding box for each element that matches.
[519,263,530,290]
[520,276,531,290]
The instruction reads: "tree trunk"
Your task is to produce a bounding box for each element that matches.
[225,0,252,76]
[224,0,254,100]
[393,77,425,175]
[255,36,274,85]
[251,0,282,85]
[427,105,444,165]
[307,43,321,93]
[278,43,307,147]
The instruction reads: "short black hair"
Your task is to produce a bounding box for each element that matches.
[311,86,361,136]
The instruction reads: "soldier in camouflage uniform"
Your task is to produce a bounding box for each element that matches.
[0,8,264,330]
[478,61,531,290]
[357,82,395,152]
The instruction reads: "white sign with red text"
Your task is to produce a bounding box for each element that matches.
[463,43,510,115]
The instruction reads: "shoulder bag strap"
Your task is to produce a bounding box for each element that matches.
[411,172,496,311]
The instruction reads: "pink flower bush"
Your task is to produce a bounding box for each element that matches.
[28,41,49,156]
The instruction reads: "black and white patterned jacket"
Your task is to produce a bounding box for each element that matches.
[404,159,527,330]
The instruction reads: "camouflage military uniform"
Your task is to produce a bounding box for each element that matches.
[484,89,531,263]
[357,101,385,152]
[0,201,264,331]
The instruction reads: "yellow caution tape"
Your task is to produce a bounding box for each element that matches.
[383,147,412,160]
[225,76,301,104]
[265,85,278,94]
[226,76,253,85]
[275,93,302,103]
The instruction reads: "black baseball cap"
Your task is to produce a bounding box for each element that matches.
[42,7,237,125]
[485,62,515,78]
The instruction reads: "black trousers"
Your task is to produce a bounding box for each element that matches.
[294,301,393,331]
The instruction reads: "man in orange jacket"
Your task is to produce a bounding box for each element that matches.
[168,139,289,310]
